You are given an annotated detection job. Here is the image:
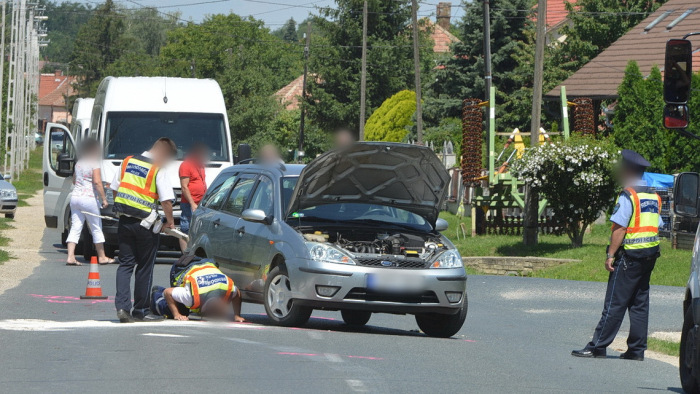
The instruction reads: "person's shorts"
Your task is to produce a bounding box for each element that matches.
[180,202,192,234]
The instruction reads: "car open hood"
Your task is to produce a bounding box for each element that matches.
[287,142,450,226]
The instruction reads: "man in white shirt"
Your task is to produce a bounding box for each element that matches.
[111,138,177,323]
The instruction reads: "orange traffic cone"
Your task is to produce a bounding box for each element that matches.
[80,256,108,300]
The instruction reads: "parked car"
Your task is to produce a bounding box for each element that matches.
[188,142,468,337]
[0,177,18,219]
[34,132,43,145]
[676,172,700,393]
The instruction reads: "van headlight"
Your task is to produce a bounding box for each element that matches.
[431,249,463,269]
[305,242,355,265]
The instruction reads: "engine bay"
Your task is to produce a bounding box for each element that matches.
[302,228,447,260]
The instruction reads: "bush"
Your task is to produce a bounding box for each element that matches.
[511,138,618,247]
[365,90,416,142]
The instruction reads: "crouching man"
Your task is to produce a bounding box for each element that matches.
[151,256,245,322]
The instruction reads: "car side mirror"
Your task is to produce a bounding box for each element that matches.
[673,172,700,217]
[435,218,449,232]
[56,153,75,177]
[242,208,272,225]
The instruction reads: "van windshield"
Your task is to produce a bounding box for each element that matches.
[104,112,229,161]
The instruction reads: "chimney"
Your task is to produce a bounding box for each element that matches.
[54,70,62,77]
[436,2,451,30]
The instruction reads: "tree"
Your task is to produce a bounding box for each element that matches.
[245,110,330,162]
[40,1,94,65]
[511,137,618,247]
[69,0,125,96]
[365,90,416,141]
[282,18,298,42]
[307,0,433,134]
[423,0,534,127]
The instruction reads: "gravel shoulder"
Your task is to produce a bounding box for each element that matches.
[0,193,46,296]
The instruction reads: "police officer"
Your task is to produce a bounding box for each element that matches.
[150,255,245,322]
[572,149,663,361]
[111,138,177,323]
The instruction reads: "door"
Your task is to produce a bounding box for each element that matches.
[216,174,257,286]
[43,123,76,229]
[197,172,239,258]
[243,175,275,270]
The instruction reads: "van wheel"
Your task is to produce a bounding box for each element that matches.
[264,267,311,327]
[341,310,371,326]
[415,294,468,338]
[5,213,14,219]
[681,307,700,394]
[81,228,94,261]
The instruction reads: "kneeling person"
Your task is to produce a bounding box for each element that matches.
[152,259,245,322]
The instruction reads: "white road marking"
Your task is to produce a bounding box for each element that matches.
[142,333,189,338]
[0,319,268,332]
[345,379,368,392]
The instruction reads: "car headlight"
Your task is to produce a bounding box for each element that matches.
[431,249,463,269]
[305,242,356,265]
[0,189,16,198]
[103,182,114,205]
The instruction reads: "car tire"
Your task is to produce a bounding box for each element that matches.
[5,213,14,219]
[415,294,468,338]
[681,307,700,394]
[264,266,312,327]
[105,245,117,259]
[82,228,95,262]
[341,310,371,326]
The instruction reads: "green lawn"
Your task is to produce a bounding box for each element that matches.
[648,338,680,357]
[441,212,693,287]
[12,148,44,207]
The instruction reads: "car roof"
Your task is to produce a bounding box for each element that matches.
[221,163,305,177]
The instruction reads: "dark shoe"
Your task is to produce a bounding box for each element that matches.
[117,309,134,323]
[571,348,606,358]
[620,352,644,361]
[133,313,164,322]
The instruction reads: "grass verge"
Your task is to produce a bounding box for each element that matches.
[13,148,44,207]
[441,212,693,287]
[647,338,680,357]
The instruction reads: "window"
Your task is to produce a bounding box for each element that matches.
[49,128,75,172]
[201,174,237,209]
[248,176,274,216]
[222,177,256,216]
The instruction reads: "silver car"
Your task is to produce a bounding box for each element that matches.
[188,142,467,337]
[0,179,17,219]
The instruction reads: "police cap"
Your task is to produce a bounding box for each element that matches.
[621,149,650,170]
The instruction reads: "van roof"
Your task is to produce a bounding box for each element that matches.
[98,77,227,114]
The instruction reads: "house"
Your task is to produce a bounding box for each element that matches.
[546,0,700,100]
[39,70,76,124]
[537,0,578,45]
[274,2,461,110]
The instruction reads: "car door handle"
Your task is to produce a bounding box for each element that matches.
[236,226,245,235]
[213,218,221,227]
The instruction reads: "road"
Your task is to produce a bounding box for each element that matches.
[0,227,686,393]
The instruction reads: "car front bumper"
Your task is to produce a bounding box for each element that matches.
[0,198,18,214]
[289,259,467,315]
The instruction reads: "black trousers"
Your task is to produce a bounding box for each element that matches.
[114,216,160,316]
[585,254,657,356]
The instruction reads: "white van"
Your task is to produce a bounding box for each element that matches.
[44,77,234,257]
[70,98,94,144]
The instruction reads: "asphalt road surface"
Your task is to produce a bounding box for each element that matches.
[0,228,686,393]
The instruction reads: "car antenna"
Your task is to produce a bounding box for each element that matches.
[163,78,168,104]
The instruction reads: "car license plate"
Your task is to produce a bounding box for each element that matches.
[366,273,424,293]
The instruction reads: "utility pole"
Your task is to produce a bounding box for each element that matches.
[411,0,423,144]
[298,21,310,155]
[4,0,17,179]
[523,0,547,246]
[483,0,492,101]
[358,0,368,141]
[0,1,7,162]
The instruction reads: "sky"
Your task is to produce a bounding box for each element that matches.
[66,0,464,28]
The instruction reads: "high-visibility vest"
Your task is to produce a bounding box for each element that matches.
[620,186,661,259]
[174,261,234,314]
[113,155,159,219]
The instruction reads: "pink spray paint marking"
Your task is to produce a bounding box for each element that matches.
[29,294,113,305]
[277,352,383,361]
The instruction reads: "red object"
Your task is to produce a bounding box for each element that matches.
[179,158,207,204]
[80,257,108,300]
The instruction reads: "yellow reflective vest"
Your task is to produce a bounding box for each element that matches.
[620,186,661,259]
[174,262,234,314]
[113,155,159,219]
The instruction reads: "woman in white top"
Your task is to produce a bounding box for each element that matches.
[66,138,113,265]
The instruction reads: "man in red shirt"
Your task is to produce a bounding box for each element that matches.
[178,143,209,252]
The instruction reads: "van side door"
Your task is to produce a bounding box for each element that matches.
[43,123,76,231]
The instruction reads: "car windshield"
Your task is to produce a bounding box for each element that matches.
[287,202,431,232]
[104,112,229,161]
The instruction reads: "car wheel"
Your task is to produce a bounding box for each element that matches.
[415,293,468,338]
[264,266,312,327]
[681,307,700,394]
[82,228,95,262]
[5,213,14,219]
[341,310,371,326]
[105,245,117,259]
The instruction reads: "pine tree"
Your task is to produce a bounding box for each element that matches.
[282,18,298,42]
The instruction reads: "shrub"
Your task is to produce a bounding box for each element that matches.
[511,137,618,247]
[365,90,416,142]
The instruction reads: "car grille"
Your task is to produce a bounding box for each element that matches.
[356,257,428,269]
[344,288,439,304]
